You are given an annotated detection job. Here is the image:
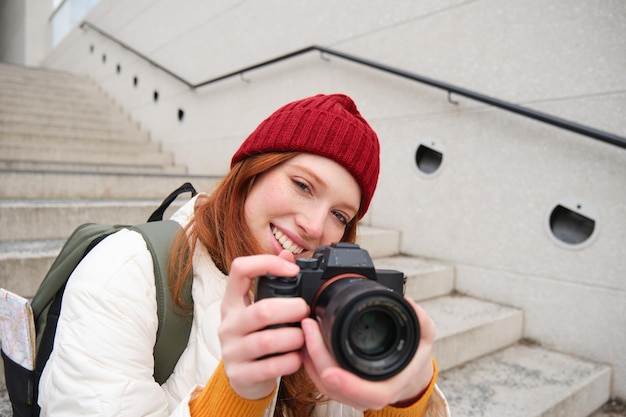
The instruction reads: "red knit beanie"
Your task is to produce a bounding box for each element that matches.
[231,94,380,218]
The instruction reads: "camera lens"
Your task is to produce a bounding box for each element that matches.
[313,277,420,381]
[350,309,396,356]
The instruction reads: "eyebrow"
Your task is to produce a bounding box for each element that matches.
[295,163,327,188]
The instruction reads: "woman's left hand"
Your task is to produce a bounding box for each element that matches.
[301,298,436,410]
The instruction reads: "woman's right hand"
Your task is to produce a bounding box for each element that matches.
[218,250,310,400]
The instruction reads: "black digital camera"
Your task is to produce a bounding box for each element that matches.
[254,242,420,381]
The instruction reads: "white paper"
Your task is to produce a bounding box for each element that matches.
[0,288,36,370]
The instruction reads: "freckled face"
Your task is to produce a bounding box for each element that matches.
[244,154,361,258]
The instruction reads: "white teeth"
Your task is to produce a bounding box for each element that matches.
[272,227,304,255]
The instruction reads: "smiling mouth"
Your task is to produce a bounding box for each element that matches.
[272,226,304,255]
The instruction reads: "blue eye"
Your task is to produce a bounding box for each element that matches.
[333,211,349,226]
[293,180,310,192]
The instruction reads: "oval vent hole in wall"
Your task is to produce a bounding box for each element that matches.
[546,198,598,249]
[414,140,445,176]
[178,109,185,122]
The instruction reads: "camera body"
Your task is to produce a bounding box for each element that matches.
[255,242,420,381]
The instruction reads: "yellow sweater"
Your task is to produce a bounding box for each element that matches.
[189,358,439,417]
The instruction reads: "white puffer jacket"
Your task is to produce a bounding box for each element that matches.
[39,197,450,417]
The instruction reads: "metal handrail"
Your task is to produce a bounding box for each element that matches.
[80,21,626,149]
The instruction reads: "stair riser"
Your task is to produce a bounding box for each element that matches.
[0,124,150,141]
[0,78,93,91]
[1,146,173,166]
[405,268,455,301]
[0,202,184,241]
[0,130,151,144]
[372,256,455,302]
[545,371,612,417]
[0,96,123,115]
[0,172,219,200]
[0,255,55,299]
[0,96,124,115]
[0,135,159,153]
[356,227,401,258]
[0,160,188,174]
[0,69,93,87]
[0,83,109,101]
[0,113,140,131]
[0,95,119,113]
[433,312,523,372]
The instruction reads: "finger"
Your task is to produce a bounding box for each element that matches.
[223,254,300,311]
[221,297,309,336]
[242,326,306,360]
[301,318,338,372]
[407,299,436,344]
[277,249,296,263]
[225,350,303,397]
[221,323,305,363]
[301,319,375,409]
[302,351,373,411]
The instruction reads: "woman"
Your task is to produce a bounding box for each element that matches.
[39,94,450,416]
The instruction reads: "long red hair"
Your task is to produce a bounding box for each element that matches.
[170,152,359,416]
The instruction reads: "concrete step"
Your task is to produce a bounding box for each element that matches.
[0,160,188,174]
[0,122,150,141]
[439,342,611,417]
[356,225,401,258]
[0,198,193,242]
[0,134,159,153]
[0,94,124,115]
[0,239,65,298]
[424,294,523,372]
[0,63,90,85]
[0,110,141,132]
[0,170,220,200]
[0,83,119,105]
[0,128,152,144]
[0,70,105,96]
[0,70,94,95]
[0,98,127,120]
[373,255,455,302]
[0,143,172,167]
[0,82,106,101]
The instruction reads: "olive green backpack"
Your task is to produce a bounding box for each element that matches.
[2,183,197,417]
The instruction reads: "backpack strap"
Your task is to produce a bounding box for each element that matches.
[132,220,194,385]
[147,182,197,222]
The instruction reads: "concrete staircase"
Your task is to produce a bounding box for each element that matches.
[0,63,221,300]
[0,63,613,417]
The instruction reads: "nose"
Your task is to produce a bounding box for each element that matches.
[296,205,327,240]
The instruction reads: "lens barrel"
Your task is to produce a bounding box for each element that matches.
[314,277,420,381]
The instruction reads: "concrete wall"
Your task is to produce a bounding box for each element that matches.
[0,0,51,66]
[40,0,626,398]
[0,0,27,64]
